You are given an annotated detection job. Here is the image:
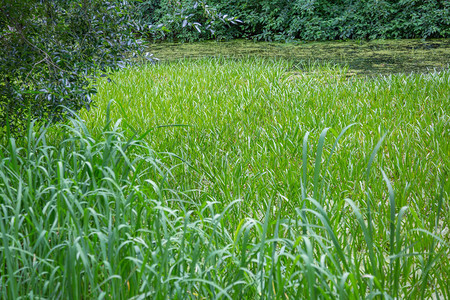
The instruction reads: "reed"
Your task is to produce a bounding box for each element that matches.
[1,57,448,298]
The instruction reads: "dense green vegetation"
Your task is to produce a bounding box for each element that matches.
[1,0,449,298]
[138,0,450,41]
[0,0,147,134]
[1,58,448,298]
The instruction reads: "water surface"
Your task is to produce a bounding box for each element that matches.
[147,39,450,76]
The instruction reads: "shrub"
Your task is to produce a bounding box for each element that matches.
[0,0,146,135]
[135,0,242,41]
[136,0,450,42]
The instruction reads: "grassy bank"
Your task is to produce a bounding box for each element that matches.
[1,57,449,298]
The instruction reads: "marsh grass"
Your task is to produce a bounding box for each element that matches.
[1,57,449,298]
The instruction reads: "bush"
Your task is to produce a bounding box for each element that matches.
[0,0,146,135]
[136,0,450,42]
[135,0,242,41]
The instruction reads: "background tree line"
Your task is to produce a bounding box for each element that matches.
[138,0,450,42]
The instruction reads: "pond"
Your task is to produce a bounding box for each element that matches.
[147,38,450,77]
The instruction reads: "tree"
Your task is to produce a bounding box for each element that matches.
[0,0,148,135]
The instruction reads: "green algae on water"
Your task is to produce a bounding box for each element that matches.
[146,39,450,77]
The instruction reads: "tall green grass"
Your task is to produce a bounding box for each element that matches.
[1,57,449,298]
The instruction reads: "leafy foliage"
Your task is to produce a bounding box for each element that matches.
[138,0,450,42]
[135,0,242,41]
[0,0,146,135]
